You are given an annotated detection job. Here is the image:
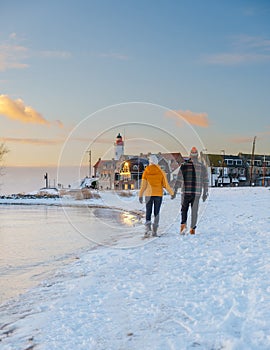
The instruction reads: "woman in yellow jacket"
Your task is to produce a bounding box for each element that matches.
[139,154,174,237]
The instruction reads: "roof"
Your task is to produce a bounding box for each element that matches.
[239,153,270,161]
[207,154,224,167]
[224,154,242,160]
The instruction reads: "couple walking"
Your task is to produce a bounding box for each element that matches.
[139,147,208,237]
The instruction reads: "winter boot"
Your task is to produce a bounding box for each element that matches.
[152,224,158,237]
[144,222,152,237]
[190,228,196,234]
[180,223,187,234]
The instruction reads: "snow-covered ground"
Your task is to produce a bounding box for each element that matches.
[0,187,270,349]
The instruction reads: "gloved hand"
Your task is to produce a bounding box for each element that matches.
[171,192,176,200]
[139,197,143,204]
[202,192,208,202]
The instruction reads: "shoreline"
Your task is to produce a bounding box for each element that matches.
[0,197,145,219]
[0,201,144,305]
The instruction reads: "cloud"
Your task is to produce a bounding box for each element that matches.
[203,35,270,65]
[38,50,71,59]
[0,137,62,145]
[0,33,71,71]
[234,35,270,50]
[261,128,270,135]
[230,136,254,144]
[0,43,29,71]
[257,130,270,141]
[165,109,209,128]
[203,53,270,65]
[66,136,116,144]
[0,95,50,125]
[53,120,64,128]
[98,52,129,60]
[231,129,270,144]
[9,32,17,39]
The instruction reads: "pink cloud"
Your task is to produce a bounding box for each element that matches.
[230,136,254,144]
[165,109,209,128]
[0,137,62,145]
[53,120,64,128]
[231,129,270,144]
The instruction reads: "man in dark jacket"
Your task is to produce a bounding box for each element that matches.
[172,147,208,234]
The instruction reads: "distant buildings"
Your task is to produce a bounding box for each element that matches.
[92,133,270,190]
[93,133,182,190]
[94,152,182,191]
[206,153,270,187]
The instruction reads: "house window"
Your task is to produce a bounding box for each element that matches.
[254,160,261,166]
[236,160,242,166]
[226,159,233,165]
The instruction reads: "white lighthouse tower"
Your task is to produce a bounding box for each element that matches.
[114,133,124,160]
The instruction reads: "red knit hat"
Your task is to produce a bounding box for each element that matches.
[190,147,198,157]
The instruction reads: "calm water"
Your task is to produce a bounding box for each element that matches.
[0,205,139,304]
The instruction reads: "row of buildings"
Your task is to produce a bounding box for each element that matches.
[89,133,270,190]
[206,152,270,187]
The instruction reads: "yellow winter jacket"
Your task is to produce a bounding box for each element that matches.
[139,164,174,197]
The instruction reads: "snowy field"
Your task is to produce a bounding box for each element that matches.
[0,187,270,349]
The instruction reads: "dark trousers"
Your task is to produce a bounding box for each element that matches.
[181,194,200,229]
[145,196,163,225]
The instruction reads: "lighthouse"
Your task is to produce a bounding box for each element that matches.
[114,133,124,160]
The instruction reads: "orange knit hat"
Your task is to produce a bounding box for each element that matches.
[190,147,198,157]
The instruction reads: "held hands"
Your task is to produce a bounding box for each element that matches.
[139,197,143,204]
[171,192,176,200]
[202,192,208,202]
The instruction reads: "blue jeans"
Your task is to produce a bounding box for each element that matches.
[145,196,163,225]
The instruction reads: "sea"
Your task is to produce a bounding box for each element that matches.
[0,166,89,195]
[0,204,139,304]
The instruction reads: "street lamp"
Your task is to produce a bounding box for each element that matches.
[87,150,92,177]
[221,150,225,186]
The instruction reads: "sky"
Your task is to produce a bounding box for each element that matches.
[1,0,270,173]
